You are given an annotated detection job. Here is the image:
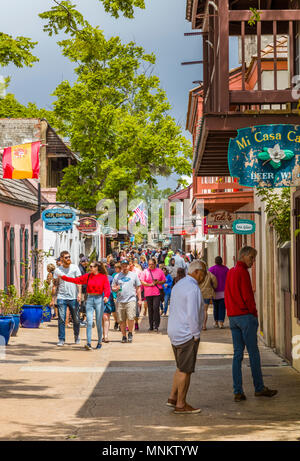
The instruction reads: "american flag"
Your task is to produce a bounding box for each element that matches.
[132,201,148,227]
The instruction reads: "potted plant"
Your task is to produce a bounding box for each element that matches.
[0,285,24,339]
[21,279,52,329]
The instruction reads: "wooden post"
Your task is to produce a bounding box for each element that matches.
[213,2,219,111]
[241,21,246,91]
[203,32,209,112]
[273,21,278,90]
[208,3,214,112]
[39,120,48,189]
[218,0,229,112]
[257,20,262,92]
[289,21,295,88]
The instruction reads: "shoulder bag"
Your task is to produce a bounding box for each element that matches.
[149,269,165,302]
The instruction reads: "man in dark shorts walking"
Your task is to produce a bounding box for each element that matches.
[167,260,206,414]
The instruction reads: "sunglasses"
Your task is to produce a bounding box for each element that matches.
[90,264,96,268]
[63,256,71,260]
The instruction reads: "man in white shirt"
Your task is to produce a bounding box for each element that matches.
[167,260,206,414]
[53,251,82,347]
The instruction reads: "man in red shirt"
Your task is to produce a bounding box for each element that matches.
[225,246,277,402]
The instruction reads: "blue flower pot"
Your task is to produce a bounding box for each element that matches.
[20,305,43,328]
[0,316,14,345]
[11,314,20,336]
[42,305,52,323]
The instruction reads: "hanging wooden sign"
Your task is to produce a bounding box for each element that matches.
[228,124,300,188]
[76,217,99,235]
[207,210,235,226]
[233,219,256,235]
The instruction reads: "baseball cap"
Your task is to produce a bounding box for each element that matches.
[121,259,129,265]
[80,256,88,263]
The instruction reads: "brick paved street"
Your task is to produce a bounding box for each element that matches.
[1,310,300,441]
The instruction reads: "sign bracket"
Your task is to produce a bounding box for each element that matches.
[30,183,75,246]
[234,211,261,215]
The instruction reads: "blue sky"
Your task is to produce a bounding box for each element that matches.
[1,0,239,189]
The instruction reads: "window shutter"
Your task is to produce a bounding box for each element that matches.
[24,229,29,288]
[4,226,9,291]
[10,227,15,286]
[20,227,24,294]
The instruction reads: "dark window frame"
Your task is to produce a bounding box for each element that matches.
[9,227,15,286]
[24,229,29,288]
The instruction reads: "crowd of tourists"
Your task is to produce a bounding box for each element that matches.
[46,244,278,412]
[47,247,202,348]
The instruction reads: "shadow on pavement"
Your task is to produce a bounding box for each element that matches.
[0,379,59,400]
[1,356,300,441]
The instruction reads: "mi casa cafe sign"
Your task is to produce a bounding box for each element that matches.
[207,211,235,226]
[228,124,300,188]
[233,219,256,235]
[42,208,76,232]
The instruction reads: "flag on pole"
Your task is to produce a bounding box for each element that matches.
[132,201,148,227]
[2,141,41,179]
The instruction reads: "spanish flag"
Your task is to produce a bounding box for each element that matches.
[2,141,40,179]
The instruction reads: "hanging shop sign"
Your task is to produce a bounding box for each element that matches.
[233,219,256,235]
[228,124,300,188]
[42,208,76,233]
[76,217,99,235]
[207,210,235,226]
[207,225,234,235]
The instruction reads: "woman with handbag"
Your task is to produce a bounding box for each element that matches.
[140,258,166,332]
[198,261,218,330]
[59,261,110,350]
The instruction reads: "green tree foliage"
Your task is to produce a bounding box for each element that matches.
[38,2,192,211]
[1,0,192,213]
[100,0,145,18]
[0,32,38,68]
[256,188,291,245]
[0,92,58,127]
[1,0,145,67]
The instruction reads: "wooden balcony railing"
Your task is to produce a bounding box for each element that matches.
[202,1,300,115]
[192,176,250,195]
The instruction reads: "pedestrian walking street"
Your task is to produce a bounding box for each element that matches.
[1,309,300,442]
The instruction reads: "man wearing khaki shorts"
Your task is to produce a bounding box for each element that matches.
[167,260,206,414]
[112,260,142,343]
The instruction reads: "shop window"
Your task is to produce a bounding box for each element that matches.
[4,225,9,291]
[20,227,25,294]
[24,229,29,287]
[33,233,38,279]
[10,227,15,286]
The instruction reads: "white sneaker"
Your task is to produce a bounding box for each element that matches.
[57,340,65,346]
[75,337,80,345]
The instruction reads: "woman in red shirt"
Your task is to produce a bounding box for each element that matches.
[60,261,111,350]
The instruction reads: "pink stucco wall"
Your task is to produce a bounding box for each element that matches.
[0,202,43,292]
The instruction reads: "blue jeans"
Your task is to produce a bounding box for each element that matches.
[229,314,264,394]
[163,292,171,315]
[213,298,226,322]
[57,299,80,342]
[86,295,105,345]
